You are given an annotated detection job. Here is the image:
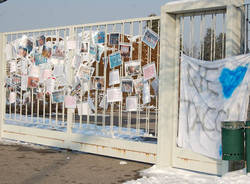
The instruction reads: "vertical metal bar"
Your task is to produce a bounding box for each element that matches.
[213,14,217,60]
[31,88,34,123]
[210,14,214,60]
[110,24,116,132]
[155,18,160,137]
[102,24,108,129]
[43,90,45,124]
[189,16,192,57]
[200,14,204,60]
[95,26,99,125]
[49,93,52,125]
[87,26,91,126]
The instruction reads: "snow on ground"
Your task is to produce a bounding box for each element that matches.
[124,165,250,184]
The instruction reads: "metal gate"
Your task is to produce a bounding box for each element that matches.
[0,16,160,163]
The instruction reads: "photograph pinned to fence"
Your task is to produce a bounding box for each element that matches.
[71,78,82,96]
[52,90,64,104]
[151,77,159,96]
[36,35,46,47]
[96,45,104,63]
[79,42,89,53]
[107,87,122,103]
[77,64,95,81]
[99,94,109,110]
[42,46,52,58]
[119,43,132,58]
[64,95,77,109]
[142,81,151,105]
[52,44,65,58]
[143,62,156,81]
[89,44,97,56]
[133,77,144,94]
[91,76,104,90]
[142,28,159,49]
[32,53,48,66]
[109,52,122,69]
[94,31,105,44]
[121,78,133,93]
[22,91,31,105]
[27,76,39,88]
[109,33,120,45]
[126,96,138,111]
[125,60,141,76]
[109,69,120,86]
[77,102,90,115]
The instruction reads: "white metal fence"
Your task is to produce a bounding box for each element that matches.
[0,16,160,163]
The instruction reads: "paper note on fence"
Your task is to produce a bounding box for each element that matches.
[9,92,16,104]
[64,95,76,109]
[143,62,156,81]
[107,88,122,102]
[126,96,138,111]
[77,102,90,115]
[109,69,120,86]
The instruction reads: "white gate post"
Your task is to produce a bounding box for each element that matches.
[157,7,179,168]
[0,33,4,140]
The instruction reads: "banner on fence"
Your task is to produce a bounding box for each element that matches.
[178,54,250,159]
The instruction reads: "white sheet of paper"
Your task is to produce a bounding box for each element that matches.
[67,40,76,50]
[143,81,151,104]
[77,102,90,115]
[46,77,56,94]
[39,69,52,83]
[10,61,17,73]
[29,65,40,78]
[107,88,122,103]
[53,64,64,76]
[64,95,76,109]
[109,69,120,86]
[9,92,16,104]
[5,44,16,61]
[21,75,28,91]
[126,96,138,111]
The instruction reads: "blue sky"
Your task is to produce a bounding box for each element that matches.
[0,0,172,32]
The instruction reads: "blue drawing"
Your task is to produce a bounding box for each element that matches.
[95,31,105,44]
[219,65,248,98]
[109,52,122,69]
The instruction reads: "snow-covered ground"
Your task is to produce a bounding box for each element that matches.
[125,165,250,184]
